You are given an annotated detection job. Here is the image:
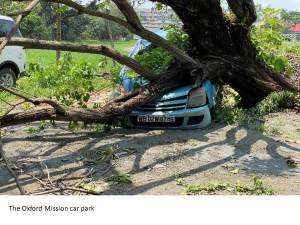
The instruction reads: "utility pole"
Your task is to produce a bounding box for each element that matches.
[56,3,62,62]
[105,7,115,66]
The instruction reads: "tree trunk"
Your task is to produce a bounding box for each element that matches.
[151,0,299,107]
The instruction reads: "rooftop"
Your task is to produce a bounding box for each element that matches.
[290,23,300,32]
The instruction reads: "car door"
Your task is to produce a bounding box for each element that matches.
[0,18,25,73]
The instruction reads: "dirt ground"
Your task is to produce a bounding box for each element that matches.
[1,110,300,195]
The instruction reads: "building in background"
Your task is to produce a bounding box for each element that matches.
[134,4,179,37]
[288,23,300,41]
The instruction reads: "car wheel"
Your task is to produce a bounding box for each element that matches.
[0,68,17,88]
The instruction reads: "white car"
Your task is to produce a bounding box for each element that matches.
[0,15,26,87]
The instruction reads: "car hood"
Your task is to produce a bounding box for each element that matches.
[158,85,193,101]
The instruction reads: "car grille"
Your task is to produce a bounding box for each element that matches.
[136,95,187,112]
[129,116,184,127]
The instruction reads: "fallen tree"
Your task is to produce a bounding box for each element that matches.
[1,0,299,127]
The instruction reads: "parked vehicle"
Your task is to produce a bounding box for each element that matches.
[0,15,26,87]
[119,30,219,129]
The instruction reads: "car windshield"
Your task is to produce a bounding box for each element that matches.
[0,19,22,38]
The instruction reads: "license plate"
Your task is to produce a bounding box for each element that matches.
[137,115,175,123]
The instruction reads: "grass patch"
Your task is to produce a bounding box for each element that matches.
[177,176,274,195]
[281,41,300,56]
[106,172,132,186]
[26,40,135,67]
[79,183,104,194]
[183,182,228,195]
[0,92,17,115]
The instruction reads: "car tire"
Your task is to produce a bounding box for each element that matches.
[0,67,17,88]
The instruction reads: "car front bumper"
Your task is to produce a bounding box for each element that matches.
[128,104,212,129]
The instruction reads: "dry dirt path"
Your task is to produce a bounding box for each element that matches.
[1,111,300,195]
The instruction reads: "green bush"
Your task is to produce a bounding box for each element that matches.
[134,48,174,75]
[133,25,189,76]
[165,24,190,50]
[251,8,291,74]
[18,54,111,107]
[179,176,274,195]
[214,86,300,127]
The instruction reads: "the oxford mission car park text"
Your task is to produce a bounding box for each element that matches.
[8,205,95,212]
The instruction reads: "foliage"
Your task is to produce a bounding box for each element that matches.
[0,2,53,39]
[214,86,300,130]
[62,14,92,41]
[235,176,274,195]
[0,0,131,42]
[1,41,132,115]
[24,126,43,135]
[106,173,132,186]
[20,9,52,39]
[134,25,189,75]
[67,121,84,132]
[178,176,274,195]
[134,47,174,75]
[252,8,291,74]
[23,120,56,134]
[0,1,26,15]
[0,92,16,115]
[110,64,123,87]
[281,10,300,24]
[88,18,132,41]
[183,182,228,195]
[165,24,190,50]
[88,4,132,41]
[18,54,110,107]
[79,183,104,194]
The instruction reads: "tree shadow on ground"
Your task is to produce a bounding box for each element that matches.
[0,122,299,195]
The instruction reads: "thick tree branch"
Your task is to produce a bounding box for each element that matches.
[0,37,157,81]
[150,0,235,55]
[226,0,257,26]
[111,0,143,30]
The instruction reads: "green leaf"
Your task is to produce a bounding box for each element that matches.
[79,183,104,194]
[156,3,163,11]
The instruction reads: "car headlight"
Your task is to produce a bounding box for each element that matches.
[187,87,207,108]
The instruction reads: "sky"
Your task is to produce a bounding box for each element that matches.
[81,0,300,11]
[255,0,300,11]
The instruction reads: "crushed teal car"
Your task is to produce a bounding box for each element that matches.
[119,30,219,129]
